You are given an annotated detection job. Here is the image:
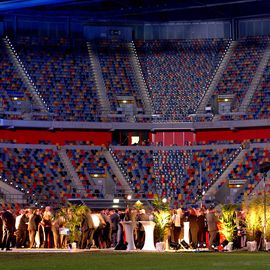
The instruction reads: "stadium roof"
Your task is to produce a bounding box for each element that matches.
[0,0,270,22]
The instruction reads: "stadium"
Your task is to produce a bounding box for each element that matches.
[1,0,270,269]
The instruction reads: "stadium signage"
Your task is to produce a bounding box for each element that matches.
[228,179,246,185]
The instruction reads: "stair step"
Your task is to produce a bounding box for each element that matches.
[197,40,237,113]
[3,37,49,114]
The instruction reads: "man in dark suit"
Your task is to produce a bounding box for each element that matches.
[206,205,219,251]
[196,208,207,245]
[110,209,120,247]
[1,209,15,251]
[28,209,41,248]
[16,209,28,248]
[80,208,95,249]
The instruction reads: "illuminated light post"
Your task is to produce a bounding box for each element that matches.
[126,194,132,208]
[259,162,270,250]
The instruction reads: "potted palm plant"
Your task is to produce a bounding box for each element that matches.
[219,204,237,250]
[65,204,90,249]
[242,194,270,250]
[152,196,171,251]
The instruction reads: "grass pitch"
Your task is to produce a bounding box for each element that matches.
[1,252,270,270]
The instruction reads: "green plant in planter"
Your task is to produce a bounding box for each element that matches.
[154,210,171,242]
[152,195,170,211]
[153,196,171,242]
[242,194,270,241]
[219,204,237,242]
[65,204,90,244]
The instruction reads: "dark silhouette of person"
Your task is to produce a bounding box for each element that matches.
[28,209,42,248]
[0,214,3,248]
[42,206,53,248]
[206,205,219,250]
[188,208,199,247]
[16,210,29,248]
[110,209,120,247]
[1,209,15,251]
[80,209,95,249]
[196,208,207,245]
[170,208,183,243]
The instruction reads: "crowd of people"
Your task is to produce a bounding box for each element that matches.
[0,204,245,252]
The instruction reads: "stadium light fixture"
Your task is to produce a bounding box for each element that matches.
[162,198,167,203]
[113,198,120,204]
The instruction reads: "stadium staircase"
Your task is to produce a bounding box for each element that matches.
[103,149,133,196]
[102,168,119,199]
[3,36,49,118]
[67,148,152,209]
[202,145,246,204]
[247,171,267,198]
[231,142,270,203]
[58,147,86,197]
[0,179,26,204]
[83,170,100,191]
[240,175,265,203]
[239,43,270,112]
[0,143,52,206]
[87,42,111,116]
[197,40,238,114]
[128,41,153,116]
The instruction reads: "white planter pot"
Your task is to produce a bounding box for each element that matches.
[247,241,257,252]
[71,242,77,249]
[226,242,233,251]
[156,241,165,252]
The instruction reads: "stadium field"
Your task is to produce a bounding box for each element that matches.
[0,251,270,270]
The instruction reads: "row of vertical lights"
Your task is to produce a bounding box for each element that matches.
[130,41,153,109]
[109,147,134,191]
[4,36,50,112]
[0,175,40,207]
[195,144,243,201]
